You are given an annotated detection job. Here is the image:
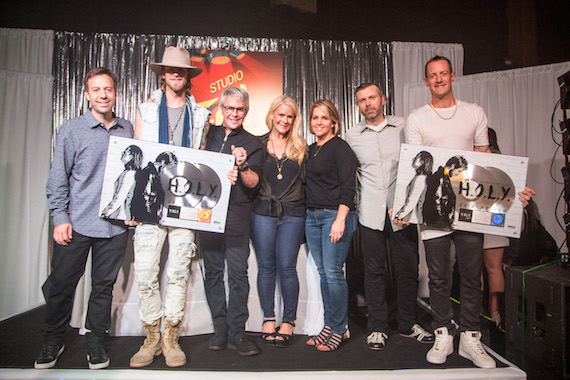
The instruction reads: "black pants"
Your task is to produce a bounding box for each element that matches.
[360,220,419,333]
[423,230,483,334]
[42,231,127,348]
[200,231,251,341]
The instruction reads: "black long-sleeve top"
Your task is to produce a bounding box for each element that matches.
[204,125,264,234]
[305,136,357,210]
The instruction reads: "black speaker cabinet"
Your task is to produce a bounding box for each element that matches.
[505,265,570,378]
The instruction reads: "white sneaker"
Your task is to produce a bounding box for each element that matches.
[426,327,454,364]
[459,331,496,369]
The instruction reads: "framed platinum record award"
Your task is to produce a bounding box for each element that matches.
[392,144,528,238]
[99,136,235,233]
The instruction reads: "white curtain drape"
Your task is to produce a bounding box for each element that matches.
[0,28,54,321]
[403,61,570,249]
[392,41,464,117]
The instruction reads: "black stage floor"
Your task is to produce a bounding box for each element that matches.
[0,302,559,379]
[0,304,500,370]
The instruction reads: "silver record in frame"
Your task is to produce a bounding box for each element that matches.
[99,136,235,233]
[194,163,223,209]
[392,144,528,238]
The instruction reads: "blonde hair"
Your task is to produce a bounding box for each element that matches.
[266,95,307,165]
[309,99,341,137]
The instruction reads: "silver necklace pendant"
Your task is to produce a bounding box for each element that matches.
[314,145,323,156]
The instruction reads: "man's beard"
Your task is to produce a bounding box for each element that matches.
[167,78,187,93]
[365,107,381,121]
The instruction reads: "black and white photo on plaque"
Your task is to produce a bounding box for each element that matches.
[100,136,234,233]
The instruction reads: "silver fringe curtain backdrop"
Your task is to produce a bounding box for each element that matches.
[53,32,392,144]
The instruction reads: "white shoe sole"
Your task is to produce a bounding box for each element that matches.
[426,352,452,365]
[88,357,110,369]
[426,345,453,364]
[458,348,496,369]
[34,345,65,369]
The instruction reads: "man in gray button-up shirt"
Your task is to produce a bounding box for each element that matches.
[346,83,433,351]
[35,68,133,370]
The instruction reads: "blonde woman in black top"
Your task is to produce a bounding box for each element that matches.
[251,96,307,348]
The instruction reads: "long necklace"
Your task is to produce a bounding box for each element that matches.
[269,137,287,180]
[313,145,324,157]
[168,106,184,144]
[429,101,458,120]
[314,134,333,156]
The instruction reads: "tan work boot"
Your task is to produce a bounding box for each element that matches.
[129,320,162,368]
[162,320,186,367]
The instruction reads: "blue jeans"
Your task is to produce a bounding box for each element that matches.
[305,209,356,334]
[251,213,305,323]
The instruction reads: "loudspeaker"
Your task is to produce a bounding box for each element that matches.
[505,265,570,378]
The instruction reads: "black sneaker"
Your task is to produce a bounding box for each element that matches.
[34,343,65,369]
[400,324,435,343]
[87,347,110,369]
[228,337,259,356]
[209,332,228,351]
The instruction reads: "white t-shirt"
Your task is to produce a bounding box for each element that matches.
[405,100,489,240]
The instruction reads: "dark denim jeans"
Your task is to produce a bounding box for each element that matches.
[423,230,483,334]
[42,231,128,348]
[251,213,305,323]
[360,220,419,333]
[305,208,356,334]
[199,231,251,341]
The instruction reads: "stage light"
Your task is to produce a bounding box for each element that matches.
[208,51,230,65]
[187,49,205,63]
[229,50,245,60]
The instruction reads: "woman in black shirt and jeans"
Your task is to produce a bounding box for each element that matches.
[251,96,307,348]
[304,99,357,352]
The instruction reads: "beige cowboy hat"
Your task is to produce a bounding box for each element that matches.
[149,46,202,78]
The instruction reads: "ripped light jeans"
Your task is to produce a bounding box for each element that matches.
[134,224,196,324]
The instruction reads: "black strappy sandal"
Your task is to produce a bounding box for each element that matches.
[306,325,331,347]
[316,330,349,352]
[275,321,295,348]
[260,318,277,345]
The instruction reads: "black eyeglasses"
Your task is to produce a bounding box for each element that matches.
[222,105,247,115]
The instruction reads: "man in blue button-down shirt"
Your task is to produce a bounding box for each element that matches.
[35,68,134,370]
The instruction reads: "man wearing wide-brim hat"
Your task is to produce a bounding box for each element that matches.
[128,46,210,368]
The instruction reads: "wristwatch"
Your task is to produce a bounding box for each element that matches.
[238,162,249,172]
